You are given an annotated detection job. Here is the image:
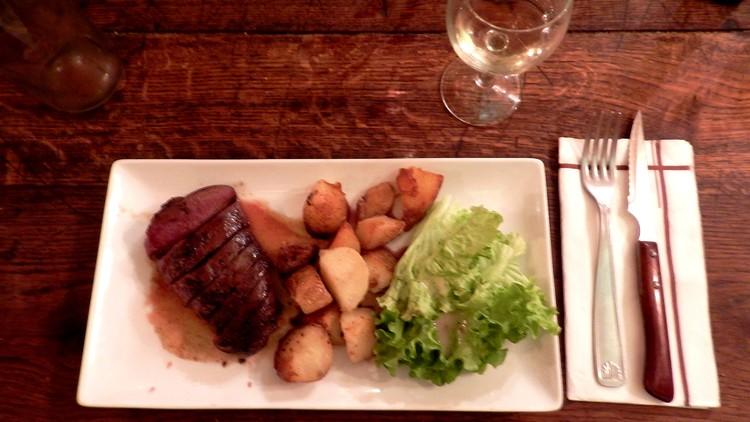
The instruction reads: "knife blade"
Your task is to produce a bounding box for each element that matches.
[627,111,674,402]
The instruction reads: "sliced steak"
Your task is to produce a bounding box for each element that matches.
[187,241,265,320]
[170,231,253,304]
[210,258,273,331]
[146,185,281,356]
[215,285,279,354]
[157,202,246,283]
[145,185,236,259]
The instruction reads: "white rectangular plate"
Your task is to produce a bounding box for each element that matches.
[77,158,562,411]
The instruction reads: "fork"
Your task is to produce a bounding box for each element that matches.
[581,111,626,388]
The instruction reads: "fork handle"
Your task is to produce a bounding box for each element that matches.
[638,241,674,402]
[593,206,625,387]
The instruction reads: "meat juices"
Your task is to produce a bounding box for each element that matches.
[145,185,280,355]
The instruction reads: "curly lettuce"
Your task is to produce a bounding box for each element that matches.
[375,199,559,385]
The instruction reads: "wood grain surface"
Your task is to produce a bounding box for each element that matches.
[81,0,750,32]
[1,0,750,421]
[2,32,749,183]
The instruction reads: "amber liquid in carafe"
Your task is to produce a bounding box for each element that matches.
[0,0,122,112]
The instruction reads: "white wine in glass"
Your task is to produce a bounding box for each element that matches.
[441,0,572,126]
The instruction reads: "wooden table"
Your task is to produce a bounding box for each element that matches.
[1,1,749,420]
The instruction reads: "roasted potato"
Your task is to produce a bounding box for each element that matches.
[301,304,344,345]
[363,248,397,293]
[356,182,396,221]
[318,247,369,312]
[274,324,333,382]
[267,279,301,346]
[340,308,377,363]
[396,167,444,230]
[329,222,360,253]
[285,265,333,314]
[390,194,404,220]
[355,215,405,250]
[303,180,349,236]
[242,201,316,272]
[313,237,332,250]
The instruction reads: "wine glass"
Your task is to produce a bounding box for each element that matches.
[441,0,573,126]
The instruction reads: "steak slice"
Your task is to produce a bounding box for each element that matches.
[187,241,264,320]
[145,185,236,259]
[214,284,279,354]
[210,258,273,332]
[170,231,253,305]
[157,202,247,283]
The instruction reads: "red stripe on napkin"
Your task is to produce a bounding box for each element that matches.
[558,164,691,171]
[655,141,690,406]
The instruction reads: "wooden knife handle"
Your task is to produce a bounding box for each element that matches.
[638,241,674,402]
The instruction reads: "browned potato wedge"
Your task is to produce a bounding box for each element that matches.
[359,291,383,312]
[356,182,396,221]
[318,247,369,312]
[274,325,333,382]
[355,215,405,250]
[286,265,333,314]
[313,237,332,250]
[268,281,301,346]
[304,180,349,236]
[396,167,444,230]
[329,222,360,253]
[363,248,397,293]
[242,201,317,272]
[301,304,344,345]
[340,308,376,363]
[390,194,404,220]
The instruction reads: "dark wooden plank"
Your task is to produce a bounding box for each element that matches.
[81,0,750,32]
[1,32,749,185]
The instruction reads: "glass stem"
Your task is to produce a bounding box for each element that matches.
[474,73,496,89]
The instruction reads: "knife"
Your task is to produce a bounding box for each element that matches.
[627,111,675,402]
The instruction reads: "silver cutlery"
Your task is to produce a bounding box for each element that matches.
[627,111,674,402]
[581,111,626,387]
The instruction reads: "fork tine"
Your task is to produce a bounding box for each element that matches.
[582,113,598,178]
[592,112,606,180]
[606,137,617,181]
[582,137,590,164]
[582,138,592,178]
[597,136,605,180]
[600,111,614,181]
[605,111,621,181]
[582,110,622,182]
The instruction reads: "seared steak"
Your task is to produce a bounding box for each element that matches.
[187,242,265,320]
[215,286,279,354]
[210,258,273,331]
[145,185,236,259]
[170,231,253,304]
[157,202,246,283]
[145,185,280,355]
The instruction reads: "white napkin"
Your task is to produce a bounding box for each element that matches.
[559,137,720,408]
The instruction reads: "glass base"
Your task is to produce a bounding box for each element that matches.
[440,59,521,126]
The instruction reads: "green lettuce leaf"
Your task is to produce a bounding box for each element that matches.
[375,198,559,385]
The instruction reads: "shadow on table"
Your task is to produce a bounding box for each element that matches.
[44,287,91,417]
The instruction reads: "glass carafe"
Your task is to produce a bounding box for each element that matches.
[0,0,122,112]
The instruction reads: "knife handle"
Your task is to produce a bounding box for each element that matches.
[638,241,674,402]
